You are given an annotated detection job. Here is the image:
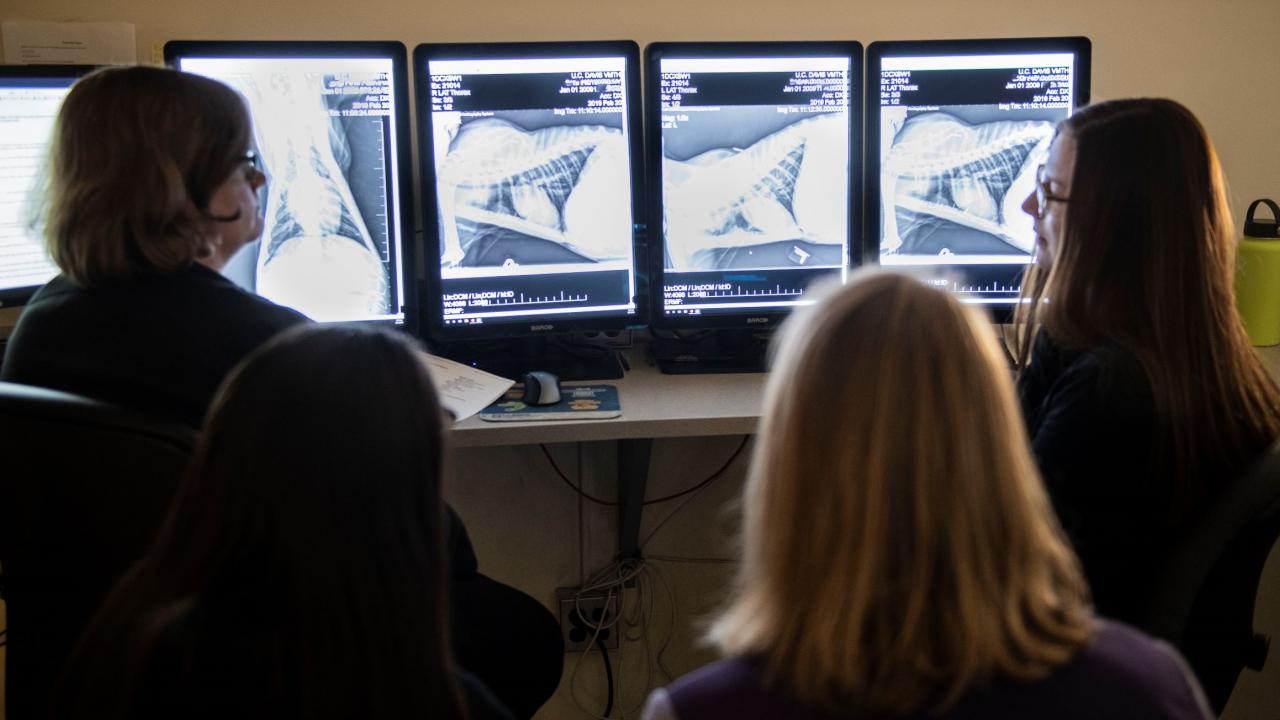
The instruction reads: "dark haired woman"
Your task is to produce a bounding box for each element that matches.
[3,66,561,717]
[1016,98,1280,621]
[0,65,307,427]
[58,325,512,719]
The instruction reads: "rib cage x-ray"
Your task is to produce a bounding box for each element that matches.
[218,68,393,321]
[881,107,1055,257]
[662,110,847,272]
[435,114,632,272]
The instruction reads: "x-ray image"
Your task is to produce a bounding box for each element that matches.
[433,110,632,273]
[880,105,1059,258]
[217,67,393,322]
[662,108,848,272]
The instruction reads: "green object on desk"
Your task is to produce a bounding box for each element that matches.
[478,384,621,422]
[1237,199,1280,346]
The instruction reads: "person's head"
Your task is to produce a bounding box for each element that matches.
[67,324,461,719]
[1019,98,1235,347]
[710,270,1092,716]
[41,65,266,286]
[1016,98,1280,505]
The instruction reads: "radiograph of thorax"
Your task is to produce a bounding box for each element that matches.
[881,111,1051,256]
[436,118,632,270]
[662,112,847,272]
[234,69,391,321]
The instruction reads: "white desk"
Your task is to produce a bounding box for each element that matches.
[446,340,1280,559]
[449,343,767,448]
[448,340,766,559]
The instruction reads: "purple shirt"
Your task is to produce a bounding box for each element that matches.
[643,620,1211,720]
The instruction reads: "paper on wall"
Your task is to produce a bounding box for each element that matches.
[421,353,514,423]
[2,21,135,65]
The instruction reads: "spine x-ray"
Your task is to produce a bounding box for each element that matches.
[213,66,396,322]
[661,108,848,272]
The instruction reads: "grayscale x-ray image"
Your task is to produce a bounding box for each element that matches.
[434,110,632,272]
[880,105,1061,258]
[662,108,848,272]
[216,67,393,321]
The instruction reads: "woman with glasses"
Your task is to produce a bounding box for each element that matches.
[1015,98,1280,622]
[0,66,565,717]
[642,272,1210,720]
[0,65,307,428]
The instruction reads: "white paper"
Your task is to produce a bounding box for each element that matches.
[2,21,136,65]
[422,353,514,423]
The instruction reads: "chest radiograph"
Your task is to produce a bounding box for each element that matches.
[435,117,632,270]
[881,110,1053,257]
[662,110,848,272]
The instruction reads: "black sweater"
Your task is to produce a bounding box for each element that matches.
[1,264,308,428]
[1017,330,1165,622]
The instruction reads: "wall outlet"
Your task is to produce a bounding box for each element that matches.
[557,587,620,652]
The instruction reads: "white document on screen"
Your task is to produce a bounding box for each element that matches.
[422,353,513,423]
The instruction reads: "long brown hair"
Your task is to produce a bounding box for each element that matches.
[40,65,252,286]
[1015,98,1280,517]
[712,270,1093,716]
[59,325,465,719]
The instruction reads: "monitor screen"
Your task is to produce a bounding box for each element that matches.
[866,37,1090,312]
[166,41,414,325]
[647,42,862,330]
[0,66,91,308]
[415,41,645,340]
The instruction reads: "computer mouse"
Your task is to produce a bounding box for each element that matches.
[521,370,561,406]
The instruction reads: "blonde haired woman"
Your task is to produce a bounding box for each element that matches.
[642,271,1210,720]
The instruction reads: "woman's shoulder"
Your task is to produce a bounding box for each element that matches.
[993,619,1211,719]
[183,264,309,325]
[655,656,817,720]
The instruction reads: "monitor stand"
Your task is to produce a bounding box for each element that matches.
[650,330,769,375]
[434,336,625,382]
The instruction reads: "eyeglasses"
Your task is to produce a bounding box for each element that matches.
[1035,164,1070,218]
[239,150,264,180]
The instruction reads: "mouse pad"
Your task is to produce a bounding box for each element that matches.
[478,384,621,422]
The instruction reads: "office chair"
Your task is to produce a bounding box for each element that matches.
[0,381,196,719]
[1143,441,1280,713]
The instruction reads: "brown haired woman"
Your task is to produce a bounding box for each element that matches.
[1,66,562,717]
[641,271,1211,720]
[0,65,307,427]
[1015,98,1280,622]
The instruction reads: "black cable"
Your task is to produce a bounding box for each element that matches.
[597,636,614,718]
[541,435,750,507]
[641,435,750,505]
[542,444,618,506]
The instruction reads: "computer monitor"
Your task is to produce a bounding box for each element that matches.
[165,41,415,327]
[0,65,93,309]
[645,42,862,371]
[866,37,1091,316]
[414,41,645,379]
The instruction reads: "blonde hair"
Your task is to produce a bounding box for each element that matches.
[710,270,1093,716]
[40,66,252,287]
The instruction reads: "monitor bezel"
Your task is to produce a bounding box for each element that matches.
[0,64,97,309]
[645,41,863,333]
[413,40,648,342]
[863,36,1092,316]
[163,39,418,331]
